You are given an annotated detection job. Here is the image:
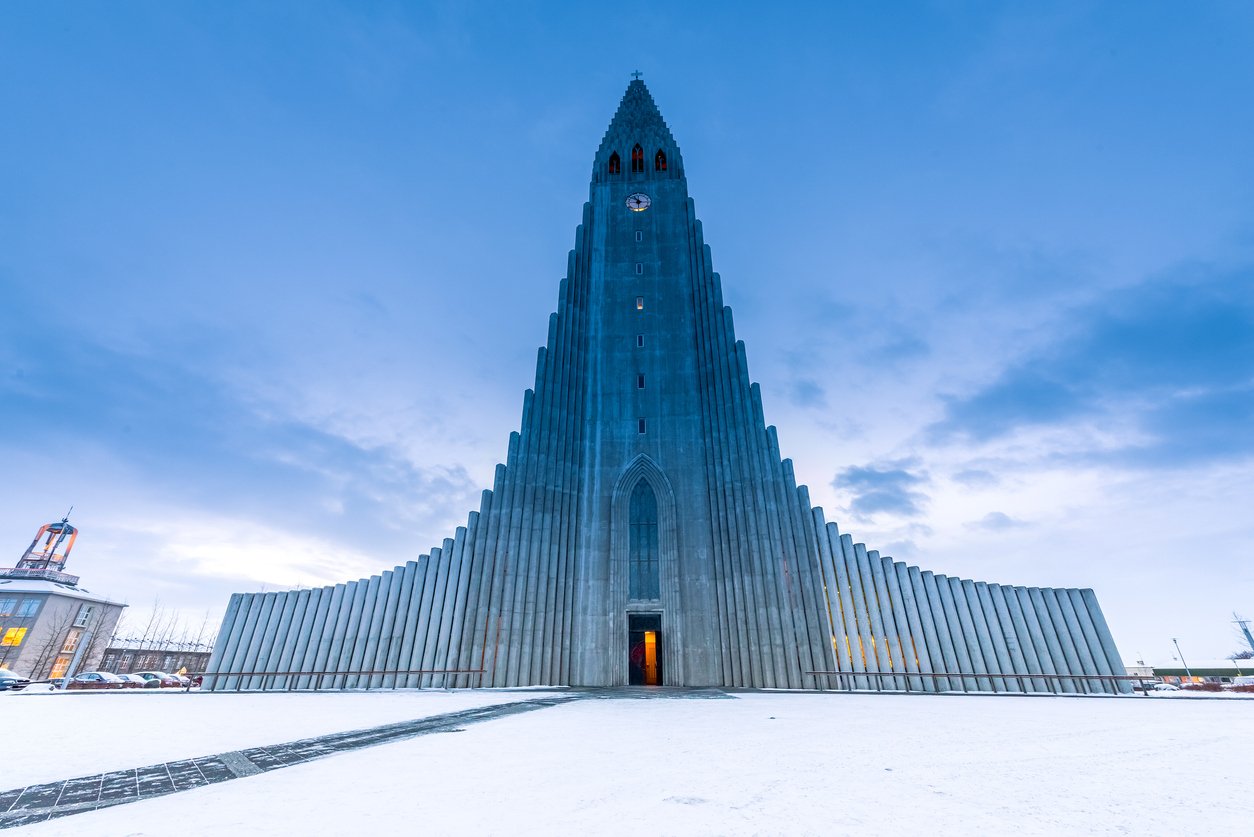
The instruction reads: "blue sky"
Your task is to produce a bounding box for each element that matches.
[2,2,1252,663]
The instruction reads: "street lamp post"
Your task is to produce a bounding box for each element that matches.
[1172,637,1193,684]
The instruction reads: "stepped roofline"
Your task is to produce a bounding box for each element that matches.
[593,77,683,182]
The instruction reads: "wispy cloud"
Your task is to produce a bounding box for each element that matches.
[965,511,1028,531]
[833,458,930,519]
[929,266,1254,467]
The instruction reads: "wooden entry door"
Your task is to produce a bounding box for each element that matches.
[628,613,662,685]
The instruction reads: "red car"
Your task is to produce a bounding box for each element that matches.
[67,671,126,690]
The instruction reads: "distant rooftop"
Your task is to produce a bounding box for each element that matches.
[0,566,80,585]
[0,576,125,605]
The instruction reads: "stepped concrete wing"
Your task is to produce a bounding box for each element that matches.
[205,80,1127,694]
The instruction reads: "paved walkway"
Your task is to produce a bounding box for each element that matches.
[0,694,585,829]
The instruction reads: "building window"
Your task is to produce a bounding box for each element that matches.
[74,605,94,628]
[631,144,644,173]
[637,373,645,389]
[608,152,621,175]
[1,627,27,647]
[638,418,646,434]
[629,480,660,600]
[635,231,643,242]
[17,599,39,618]
[61,627,82,654]
[0,599,15,617]
[635,263,643,274]
[655,149,667,171]
[50,656,71,679]
[636,334,644,348]
[636,297,644,310]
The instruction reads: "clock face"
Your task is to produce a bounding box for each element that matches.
[626,193,651,212]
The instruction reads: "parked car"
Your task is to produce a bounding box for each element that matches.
[1152,682,1180,692]
[0,668,30,691]
[114,674,147,688]
[133,671,182,688]
[67,671,126,690]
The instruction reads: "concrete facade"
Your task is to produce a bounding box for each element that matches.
[205,80,1128,693]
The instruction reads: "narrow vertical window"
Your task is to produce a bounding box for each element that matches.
[635,263,643,274]
[631,144,644,173]
[629,480,659,600]
[655,149,667,171]
[608,152,621,175]
[637,373,645,389]
[635,231,643,242]
[636,334,644,348]
[636,297,644,310]
[638,418,646,434]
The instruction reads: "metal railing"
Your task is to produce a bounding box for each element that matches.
[805,669,1149,695]
[196,668,487,692]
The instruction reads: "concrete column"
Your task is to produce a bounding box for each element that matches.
[1066,588,1117,694]
[382,561,417,689]
[841,535,875,689]
[1038,587,1085,692]
[420,541,455,687]
[307,584,347,690]
[268,590,311,690]
[908,567,947,691]
[755,420,806,689]
[461,488,499,688]
[917,569,953,692]
[704,282,751,685]
[492,429,526,686]
[935,576,978,691]
[331,580,370,689]
[346,572,383,692]
[738,363,789,689]
[886,559,926,691]
[365,569,403,688]
[205,594,246,690]
[238,593,279,691]
[1022,587,1072,693]
[439,519,478,688]
[1081,588,1130,693]
[827,523,865,690]
[400,558,431,688]
[990,584,1040,691]
[958,580,1000,691]
[287,588,325,690]
[1055,588,1103,692]
[218,593,261,691]
[854,543,892,686]
[973,582,1014,691]
[410,550,442,687]
[792,483,835,690]
[866,549,904,690]
[811,512,853,689]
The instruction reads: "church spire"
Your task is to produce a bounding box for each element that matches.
[593,77,683,182]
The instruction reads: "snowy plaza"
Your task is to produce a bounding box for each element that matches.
[3,688,1251,835]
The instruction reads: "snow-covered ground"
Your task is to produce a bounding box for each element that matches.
[2,687,560,787]
[7,689,1252,835]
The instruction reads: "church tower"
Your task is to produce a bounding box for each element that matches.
[206,79,1128,694]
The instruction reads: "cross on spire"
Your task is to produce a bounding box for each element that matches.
[631,70,643,80]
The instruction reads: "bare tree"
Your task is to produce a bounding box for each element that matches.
[22,603,78,680]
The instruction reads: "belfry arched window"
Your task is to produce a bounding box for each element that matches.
[655,150,667,171]
[629,480,659,600]
[631,144,644,173]
[608,152,621,175]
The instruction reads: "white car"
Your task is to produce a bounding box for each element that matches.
[1152,683,1180,691]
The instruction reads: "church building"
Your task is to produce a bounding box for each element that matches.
[205,79,1128,694]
